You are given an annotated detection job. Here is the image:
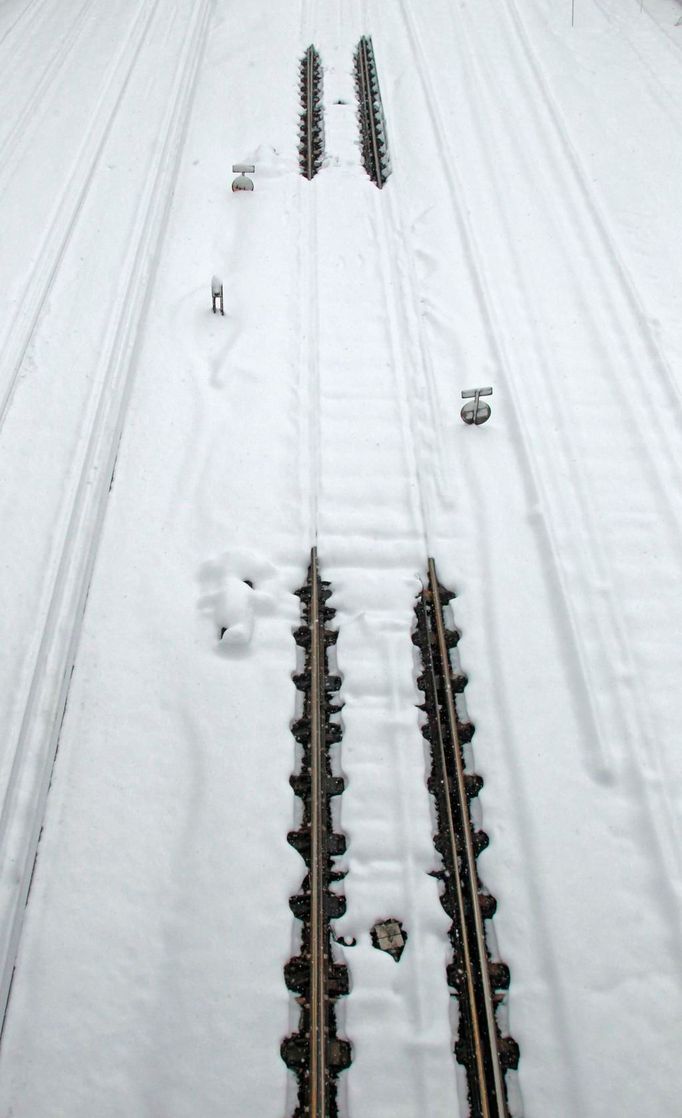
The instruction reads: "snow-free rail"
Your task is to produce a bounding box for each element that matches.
[353,35,390,188]
[282,549,351,1117]
[414,560,519,1118]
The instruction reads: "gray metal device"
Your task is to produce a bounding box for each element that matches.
[461,386,493,426]
[211,275,224,315]
[231,163,255,191]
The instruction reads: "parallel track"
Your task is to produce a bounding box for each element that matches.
[299,44,324,180]
[354,35,390,188]
[0,0,212,1036]
[415,559,518,1118]
[282,549,350,1118]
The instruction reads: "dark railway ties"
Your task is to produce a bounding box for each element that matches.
[415,559,519,1118]
[283,549,351,1118]
[353,35,391,188]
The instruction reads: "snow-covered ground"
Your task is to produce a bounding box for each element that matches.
[0,0,680,1114]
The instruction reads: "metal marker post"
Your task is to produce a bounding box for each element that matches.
[211,275,224,315]
[231,163,255,191]
[461,386,493,426]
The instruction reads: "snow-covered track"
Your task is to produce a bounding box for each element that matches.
[414,560,518,1118]
[299,44,324,179]
[0,0,96,168]
[353,36,390,188]
[0,0,162,434]
[282,549,351,1118]
[0,0,48,53]
[0,0,211,1036]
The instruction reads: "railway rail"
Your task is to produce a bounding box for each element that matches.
[299,44,324,179]
[282,549,351,1118]
[414,559,519,1118]
[353,35,391,188]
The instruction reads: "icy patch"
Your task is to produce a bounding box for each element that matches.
[198,548,277,651]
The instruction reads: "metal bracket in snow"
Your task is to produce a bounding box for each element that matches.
[461,386,493,426]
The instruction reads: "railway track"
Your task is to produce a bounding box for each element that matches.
[299,44,324,179]
[0,0,211,1035]
[414,560,519,1118]
[282,549,351,1118]
[353,35,391,188]
[0,0,164,432]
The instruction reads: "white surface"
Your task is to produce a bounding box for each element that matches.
[0,0,680,1115]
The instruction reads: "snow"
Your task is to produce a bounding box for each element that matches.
[0,0,680,1115]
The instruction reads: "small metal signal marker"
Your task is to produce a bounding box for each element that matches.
[461,387,493,426]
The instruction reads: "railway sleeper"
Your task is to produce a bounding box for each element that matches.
[293,623,338,649]
[281,1034,352,1074]
[293,670,342,694]
[289,773,345,801]
[287,828,347,858]
[284,957,349,997]
[291,716,343,746]
[447,959,511,995]
[289,888,346,922]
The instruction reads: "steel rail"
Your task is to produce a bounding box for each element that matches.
[426,558,509,1118]
[304,45,315,180]
[309,546,327,1118]
[356,38,384,188]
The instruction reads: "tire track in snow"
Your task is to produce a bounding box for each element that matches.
[0,0,211,1035]
[0,0,163,435]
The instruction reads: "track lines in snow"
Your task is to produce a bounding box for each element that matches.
[0,0,162,434]
[451,1,682,886]
[0,0,47,53]
[392,0,682,874]
[297,0,321,546]
[0,0,97,164]
[371,192,431,552]
[501,0,682,469]
[385,0,682,1104]
[297,182,322,544]
[0,0,211,1035]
